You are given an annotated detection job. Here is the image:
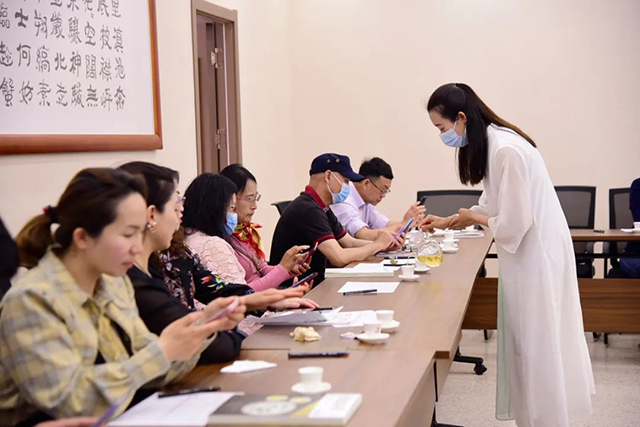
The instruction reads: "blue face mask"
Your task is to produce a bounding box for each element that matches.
[440,119,468,148]
[328,172,350,204]
[224,211,238,236]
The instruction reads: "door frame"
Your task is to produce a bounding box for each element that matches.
[191,0,243,173]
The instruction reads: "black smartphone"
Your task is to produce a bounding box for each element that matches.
[300,242,319,265]
[288,350,350,358]
[289,271,318,288]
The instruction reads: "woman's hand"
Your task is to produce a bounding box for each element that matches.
[279,245,311,276]
[449,208,477,229]
[419,214,455,233]
[158,297,245,362]
[269,297,320,310]
[243,288,305,311]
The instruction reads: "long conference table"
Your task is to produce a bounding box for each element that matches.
[167,232,495,427]
[169,229,640,427]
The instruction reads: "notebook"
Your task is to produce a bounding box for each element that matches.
[208,393,362,425]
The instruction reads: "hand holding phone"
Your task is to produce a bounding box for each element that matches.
[288,271,318,289]
[300,242,319,265]
[197,298,240,326]
[398,218,415,236]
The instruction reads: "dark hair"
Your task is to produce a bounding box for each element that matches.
[118,161,179,211]
[220,163,257,194]
[15,168,146,268]
[182,173,238,238]
[359,157,394,180]
[426,83,536,185]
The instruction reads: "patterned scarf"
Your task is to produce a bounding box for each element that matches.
[233,222,265,260]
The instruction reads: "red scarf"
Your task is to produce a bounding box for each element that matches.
[233,222,265,260]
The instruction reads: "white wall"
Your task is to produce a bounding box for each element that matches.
[2,0,639,263]
[288,0,640,232]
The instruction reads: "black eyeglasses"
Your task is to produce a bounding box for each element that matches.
[370,180,391,195]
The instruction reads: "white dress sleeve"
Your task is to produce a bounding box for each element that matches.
[487,147,534,254]
[470,191,489,216]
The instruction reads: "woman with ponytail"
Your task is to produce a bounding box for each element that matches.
[421,83,594,427]
[0,168,242,426]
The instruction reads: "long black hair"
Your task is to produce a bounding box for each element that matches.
[427,83,536,185]
[182,173,238,238]
[118,161,179,212]
[220,163,257,194]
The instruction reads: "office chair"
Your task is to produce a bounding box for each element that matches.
[271,200,292,216]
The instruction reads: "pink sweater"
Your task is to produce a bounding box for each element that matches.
[185,230,290,291]
[230,236,292,291]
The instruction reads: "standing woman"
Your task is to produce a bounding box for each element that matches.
[421,83,594,427]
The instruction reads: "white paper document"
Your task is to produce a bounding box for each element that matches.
[108,392,240,427]
[337,281,400,294]
[221,360,277,373]
[245,307,343,325]
[325,263,395,278]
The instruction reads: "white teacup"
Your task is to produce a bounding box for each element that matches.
[375,310,394,325]
[442,239,455,249]
[634,221,640,230]
[363,321,382,335]
[298,366,323,388]
[401,265,415,276]
[415,261,428,270]
[444,230,455,241]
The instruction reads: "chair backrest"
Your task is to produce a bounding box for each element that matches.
[417,190,483,218]
[554,186,596,229]
[554,186,596,255]
[271,200,292,216]
[609,188,632,254]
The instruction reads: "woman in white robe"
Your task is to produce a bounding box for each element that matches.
[421,83,595,427]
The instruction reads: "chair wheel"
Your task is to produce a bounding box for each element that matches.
[474,364,487,375]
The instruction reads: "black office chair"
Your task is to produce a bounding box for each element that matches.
[271,200,292,216]
[417,190,488,376]
[554,186,597,279]
[605,188,633,272]
[417,190,483,218]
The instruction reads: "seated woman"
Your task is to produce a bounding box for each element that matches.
[220,164,304,290]
[119,162,316,365]
[0,168,243,426]
[182,173,310,289]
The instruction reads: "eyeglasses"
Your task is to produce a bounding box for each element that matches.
[239,193,261,204]
[370,180,391,195]
[177,195,186,205]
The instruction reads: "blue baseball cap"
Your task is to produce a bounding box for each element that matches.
[309,153,364,182]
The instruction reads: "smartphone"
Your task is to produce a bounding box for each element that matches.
[200,298,240,324]
[398,218,415,236]
[300,242,319,265]
[288,350,349,358]
[289,271,318,288]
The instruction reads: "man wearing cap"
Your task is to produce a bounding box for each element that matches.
[331,157,426,241]
[270,153,395,286]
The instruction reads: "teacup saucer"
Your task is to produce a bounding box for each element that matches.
[414,266,431,273]
[399,274,420,281]
[381,320,401,333]
[292,381,332,394]
[442,247,459,254]
[442,238,459,243]
[356,332,389,344]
